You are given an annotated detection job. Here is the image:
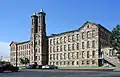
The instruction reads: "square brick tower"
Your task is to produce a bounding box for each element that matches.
[30,9,48,65]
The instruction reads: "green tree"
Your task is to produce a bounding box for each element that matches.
[19,58,30,67]
[24,58,30,65]
[110,25,120,60]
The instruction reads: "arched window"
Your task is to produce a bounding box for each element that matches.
[92,40,95,48]
[92,50,95,58]
[87,31,90,38]
[92,30,95,37]
[87,41,90,48]
[82,32,84,39]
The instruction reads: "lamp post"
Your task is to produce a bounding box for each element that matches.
[0,56,3,61]
[15,44,18,67]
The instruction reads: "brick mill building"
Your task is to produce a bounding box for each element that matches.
[10,9,120,68]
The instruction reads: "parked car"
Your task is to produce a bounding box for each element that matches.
[42,65,58,69]
[27,62,37,69]
[36,65,43,69]
[0,61,19,73]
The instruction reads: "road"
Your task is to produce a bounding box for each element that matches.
[0,69,120,77]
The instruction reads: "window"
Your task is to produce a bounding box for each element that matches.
[82,32,84,39]
[53,39,55,45]
[35,56,37,60]
[76,61,79,65]
[77,43,79,50]
[60,62,62,65]
[68,44,71,51]
[87,61,89,65]
[60,53,62,60]
[26,44,28,49]
[76,34,79,41]
[63,61,65,65]
[60,45,62,51]
[72,61,74,65]
[92,40,95,48]
[82,61,84,65]
[64,53,66,59]
[35,49,37,53]
[87,25,89,28]
[50,39,52,45]
[56,62,58,65]
[64,36,66,43]
[72,52,74,59]
[82,42,84,49]
[23,45,24,50]
[56,54,58,60]
[53,47,55,52]
[92,60,95,64]
[76,52,79,59]
[50,47,52,53]
[38,40,40,45]
[68,53,70,59]
[56,46,59,52]
[64,45,66,51]
[109,49,113,57]
[68,61,70,65]
[72,44,75,50]
[50,54,52,60]
[68,35,71,42]
[82,51,84,58]
[60,37,62,43]
[56,38,59,44]
[92,50,95,58]
[87,51,90,58]
[38,26,40,31]
[24,45,26,50]
[87,41,90,48]
[29,44,30,48]
[53,54,55,60]
[29,50,30,55]
[21,46,23,50]
[32,19,33,25]
[38,48,40,53]
[39,16,40,23]
[35,41,37,45]
[87,31,90,38]
[72,35,75,42]
[92,30,95,37]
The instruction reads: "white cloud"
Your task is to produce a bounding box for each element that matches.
[0,42,10,58]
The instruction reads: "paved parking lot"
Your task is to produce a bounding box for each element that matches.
[0,69,120,77]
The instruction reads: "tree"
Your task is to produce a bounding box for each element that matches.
[24,58,30,65]
[110,25,120,60]
[19,58,30,67]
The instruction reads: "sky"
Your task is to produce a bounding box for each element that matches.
[0,0,120,58]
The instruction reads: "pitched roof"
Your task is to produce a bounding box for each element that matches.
[9,41,18,46]
[48,21,111,38]
[17,41,30,44]
[9,40,30,46]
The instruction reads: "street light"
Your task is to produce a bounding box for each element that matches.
[0,56,3,61]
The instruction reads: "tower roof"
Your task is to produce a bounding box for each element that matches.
[38,8,46,15]
[40,9,44,12]
[33,12,36,16]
